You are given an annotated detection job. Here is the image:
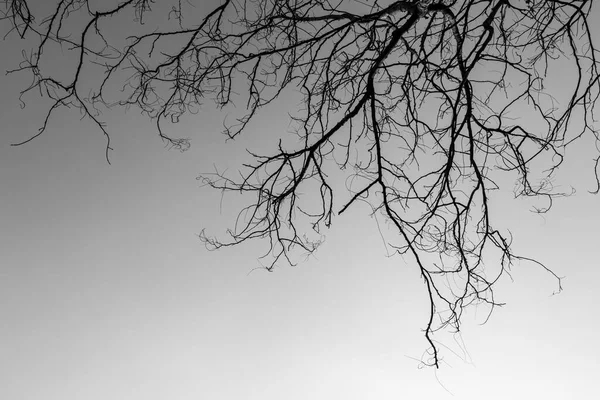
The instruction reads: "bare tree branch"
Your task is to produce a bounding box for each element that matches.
[3,0,598,367]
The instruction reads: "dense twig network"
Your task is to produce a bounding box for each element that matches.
[3,0,598,367]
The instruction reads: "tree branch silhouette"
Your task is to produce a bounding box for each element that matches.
[3,0,597,367]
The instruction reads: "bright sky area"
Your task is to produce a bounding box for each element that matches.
[1,1,599,399]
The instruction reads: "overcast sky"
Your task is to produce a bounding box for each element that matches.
[1,1,599,399]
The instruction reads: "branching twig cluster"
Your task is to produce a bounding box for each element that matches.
[3,0,598,367]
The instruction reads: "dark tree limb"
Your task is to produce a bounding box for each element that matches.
[3,0,597,367]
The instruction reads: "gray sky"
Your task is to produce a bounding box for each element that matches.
[1,1,599,399]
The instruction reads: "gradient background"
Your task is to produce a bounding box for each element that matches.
[1,1,599,399]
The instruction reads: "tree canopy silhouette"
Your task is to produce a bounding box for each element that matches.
[3,0,598,367]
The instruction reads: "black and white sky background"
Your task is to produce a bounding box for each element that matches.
[1,1,599,398]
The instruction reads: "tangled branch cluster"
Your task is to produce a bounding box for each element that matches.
[3,0,598,367]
